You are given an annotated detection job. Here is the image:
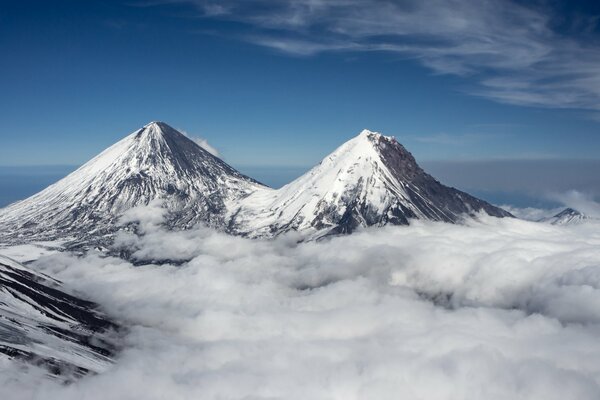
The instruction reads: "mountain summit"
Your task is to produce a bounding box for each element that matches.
[0,122,264,247]
[0,124,511,247]
[229,129,512,237]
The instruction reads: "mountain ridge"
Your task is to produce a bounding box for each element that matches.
[0,122,512,248]
[228,129,512,238]
[0,254,117,378]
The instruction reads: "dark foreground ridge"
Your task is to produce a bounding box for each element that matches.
[0,255,119,379]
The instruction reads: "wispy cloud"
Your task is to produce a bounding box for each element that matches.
[180,129,220,156]
[139,0,600,112]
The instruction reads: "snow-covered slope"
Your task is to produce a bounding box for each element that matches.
[0,255,116,378]
[0,124,511,247]
[541,208,589,225]
[0,122,265,248]
[229,129,512,238]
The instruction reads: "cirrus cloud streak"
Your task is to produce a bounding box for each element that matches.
[148,0,600,112]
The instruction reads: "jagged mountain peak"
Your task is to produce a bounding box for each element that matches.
[321,129,422,183]
[230,129,512,238]
[136,121,170,138]
[358,128,382,137]
[344,128,389,150]
[356,128,401,145]
[347,128,414,157]
[322,129,398,165]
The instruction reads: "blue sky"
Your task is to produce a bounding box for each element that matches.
[1,0,600,169]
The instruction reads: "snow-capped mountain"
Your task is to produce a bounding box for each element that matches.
[0,124,511,247]
[0,122,265,248]
[541,208,589,225]
[0,255,116,378]
[229,129,512,238]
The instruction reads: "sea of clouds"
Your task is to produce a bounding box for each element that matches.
[2,208,600,399]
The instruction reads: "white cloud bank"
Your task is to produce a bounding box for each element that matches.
[4,214,600,399]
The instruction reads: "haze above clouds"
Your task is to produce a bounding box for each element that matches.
[3,207,600,399]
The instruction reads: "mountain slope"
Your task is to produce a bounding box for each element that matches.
[0,122,265,248]
[230,130,512,238]
[0,124,511,247]
[0,255,116,378]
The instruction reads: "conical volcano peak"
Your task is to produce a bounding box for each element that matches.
[357,129,384,146]
[0,122,265,247]
[136,121,183,141]
[142,120,175,130]
[128,121,212,165]
[144,120,162,128]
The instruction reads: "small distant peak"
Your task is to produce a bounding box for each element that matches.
[555,208,583,217]
[544,207,589,225]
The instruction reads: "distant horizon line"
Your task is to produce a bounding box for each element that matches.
[1,158,600,169]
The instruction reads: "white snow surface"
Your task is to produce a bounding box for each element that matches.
[229,129,508,237]
[0,122,265,245]
[0,123,509,246]
[230,130,405,236]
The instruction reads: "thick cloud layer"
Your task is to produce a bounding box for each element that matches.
[3,214,600,399]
